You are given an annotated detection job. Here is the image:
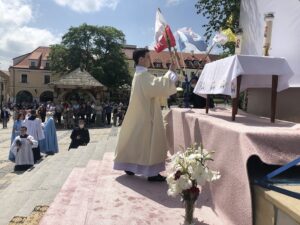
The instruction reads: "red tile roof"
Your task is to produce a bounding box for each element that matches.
[28,52,42,60]
[122,47,220,69]
[12,45,220,70]
[12,47,50,69]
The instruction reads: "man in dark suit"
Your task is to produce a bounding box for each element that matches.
[1,107,10,128]
[68,119,90,150]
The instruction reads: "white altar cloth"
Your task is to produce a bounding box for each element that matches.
[193,55,294,98]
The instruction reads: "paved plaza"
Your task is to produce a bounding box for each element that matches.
[0,120,118,188]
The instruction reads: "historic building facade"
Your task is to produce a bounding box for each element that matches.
[9,47,53,104]
[0,70,9,107]
[8,45,219,105]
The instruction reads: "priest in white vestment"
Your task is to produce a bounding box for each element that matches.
[23,109,45,163]
[11,126,38,171]
[114,48,177,182]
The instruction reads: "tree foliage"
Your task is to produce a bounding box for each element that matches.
[49,23,131,88]
[195,0,240,55]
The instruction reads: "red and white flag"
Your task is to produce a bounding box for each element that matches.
[154,9,176,53]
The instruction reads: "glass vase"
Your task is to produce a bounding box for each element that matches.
[183,191,199,225]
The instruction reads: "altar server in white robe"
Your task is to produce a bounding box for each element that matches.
[114,48,177,182]
[23,109,45,163]
[11,126,38,171]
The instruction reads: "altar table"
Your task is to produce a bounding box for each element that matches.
[165,107,300,225]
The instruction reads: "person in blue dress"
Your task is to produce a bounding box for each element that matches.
[40,112,59,155]
[9,113,24,162]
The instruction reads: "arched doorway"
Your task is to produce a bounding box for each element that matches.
[16,90,33,104]
[59,90,96,104]
[40,91,54,103]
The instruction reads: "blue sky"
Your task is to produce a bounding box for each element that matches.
[0,0,211,70]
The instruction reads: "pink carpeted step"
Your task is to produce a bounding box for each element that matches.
[60,160,102,225]
[39,167,85,225]
[84,152,223,225]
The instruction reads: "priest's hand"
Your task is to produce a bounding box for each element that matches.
[169,62,177,72]
[27,138,33,145]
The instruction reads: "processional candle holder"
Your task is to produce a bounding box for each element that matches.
[235,28,243,55]
[263,13,275,56]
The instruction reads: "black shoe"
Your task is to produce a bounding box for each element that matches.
[147,174,166,182]
[125,170,135,176]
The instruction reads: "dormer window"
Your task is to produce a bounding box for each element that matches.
[184,60,193,68]
[45,62,50,69]
[153,59,163,68]
[31,61,36,68]
[193,60,200,68]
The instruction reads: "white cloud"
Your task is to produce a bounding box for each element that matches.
[0,0,60,70]
[54,0,119,13]
[0,0,32,26]
[166,0,185,6]
[0,27,60,56]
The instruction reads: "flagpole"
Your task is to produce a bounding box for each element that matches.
[195,42,216,76]
[158,8,184,80]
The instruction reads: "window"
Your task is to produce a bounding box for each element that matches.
[153,62,163,68]
[45,62,50,69]
[185,60,193,68]
[44,75,50,84]
[31,61,36,67]
[21,74,27,83]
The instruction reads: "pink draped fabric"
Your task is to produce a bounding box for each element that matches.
[165,107,300,225]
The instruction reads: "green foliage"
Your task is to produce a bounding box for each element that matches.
[195,0,240,55]
[49,23,131,88]
[48,44,69,73]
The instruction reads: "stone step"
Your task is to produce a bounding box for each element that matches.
[2,150,76,192]
[0,148,80,197]
[1,167,85,225]
[0,144,97,225]
[59,160,103,225]
[0,151,81,225]
[85,152,222,225]
[36,152,222,225]
[15,143,99,216]
[2,129,72,190]
[38,167,86,225]
[39,160,104,225]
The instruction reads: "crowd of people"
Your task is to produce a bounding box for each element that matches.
[1,101,128,129]
[0,100,128,172]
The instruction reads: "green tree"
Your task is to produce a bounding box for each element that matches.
[49,23,131,88]
[195,0,240,55]
[48,44,69,73]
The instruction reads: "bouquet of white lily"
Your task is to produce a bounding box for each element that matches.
[167,143,220,225]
